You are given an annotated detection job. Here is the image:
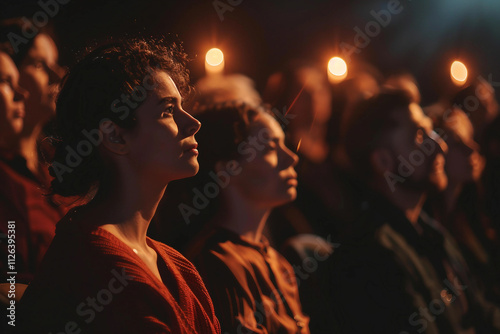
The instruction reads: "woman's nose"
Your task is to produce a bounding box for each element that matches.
[181,109,201,136]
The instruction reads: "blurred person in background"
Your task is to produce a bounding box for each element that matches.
[0,48,28,283]
[0,49,26,150]
[451,79,499,149]
[324,90,500,333]
[176,102,310,333]
[0,18,65,180]
[426,106,500,304]
[481,114,500,236]
[0,19,66,283]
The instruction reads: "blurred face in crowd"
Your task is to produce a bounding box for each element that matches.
[473,81,498,126]
[387,103,448,192]
[0,52,27,139]
[18,33,64,126]
[232,113,299,209]
[442,109,483,183]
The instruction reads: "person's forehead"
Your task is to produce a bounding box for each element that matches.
[151,71,181,100]
[250,113,284,138]
[28,34,58,61]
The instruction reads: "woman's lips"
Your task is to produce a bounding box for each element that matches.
[186,148,199,155]
[183,143,199,156]
[284,173,298,186]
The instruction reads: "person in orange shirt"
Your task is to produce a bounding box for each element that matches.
[176,102,310,333]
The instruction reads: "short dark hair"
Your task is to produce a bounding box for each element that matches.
[48,37,191,197]
[343,90,413,179]
[194,102,271,169]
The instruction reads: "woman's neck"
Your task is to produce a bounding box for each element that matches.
[215,189,270,243]
[85,170,167,251]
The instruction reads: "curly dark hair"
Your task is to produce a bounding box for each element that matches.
[48,37,192,197]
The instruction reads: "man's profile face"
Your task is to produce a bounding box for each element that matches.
[387,103,448,192]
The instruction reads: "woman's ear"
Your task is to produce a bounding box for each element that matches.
[370,148,394,176]
[100,120,129,155]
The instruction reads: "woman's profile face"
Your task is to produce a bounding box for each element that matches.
[18,33,64,124]
[232,113,299,208]
[0,52,26,137]
[125,71,201,183]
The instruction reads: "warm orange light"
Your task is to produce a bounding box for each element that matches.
[205,48,224,75]
[206,48,224,66]
[296,138,302,152]
[327,57,347,83]
[450,61,468,86]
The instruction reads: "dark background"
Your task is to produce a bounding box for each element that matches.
[2,0,500,105]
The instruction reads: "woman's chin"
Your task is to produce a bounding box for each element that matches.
[286,188,297,201]
[271,189,297,207]
[178,162,200,179]
[11,119,23,135]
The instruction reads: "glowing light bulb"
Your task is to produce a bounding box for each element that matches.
[205,48,224,75]
[328,57,347,84]
[450,60,468,86]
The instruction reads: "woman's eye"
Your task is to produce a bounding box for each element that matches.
[161,106,175,118]
[0,78,14,89]
[263,144,277,152]
[34,61,44,69]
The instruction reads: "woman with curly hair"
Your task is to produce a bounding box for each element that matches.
[17,38,220,334]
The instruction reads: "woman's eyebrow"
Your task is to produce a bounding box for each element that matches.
[157,96,181,105]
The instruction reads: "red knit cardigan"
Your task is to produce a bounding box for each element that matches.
[17,213,221,333]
